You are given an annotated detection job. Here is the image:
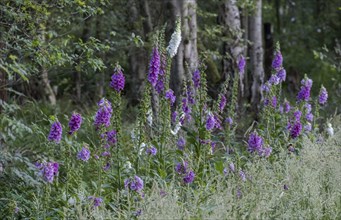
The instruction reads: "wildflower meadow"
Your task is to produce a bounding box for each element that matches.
[0,1,341,219]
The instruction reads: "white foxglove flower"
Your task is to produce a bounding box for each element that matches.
[326,123,334,136]
[124,161,132,170]
[167,18,181,58]
[171,122,182,135]
[139,143,147,155]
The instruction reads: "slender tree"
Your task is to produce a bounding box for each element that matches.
[250,0,264,110]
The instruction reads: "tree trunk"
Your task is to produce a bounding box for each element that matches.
[41,29,56,105]
[219,0,245,95]
[42,67,56,105]
[250,0,264,110]
[241,9,250,99]
[183,0,198,75]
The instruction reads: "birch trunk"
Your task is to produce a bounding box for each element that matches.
[250,0,264,108]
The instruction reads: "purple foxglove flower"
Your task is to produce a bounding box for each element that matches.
[101,151,110,157]
[223,168,228,176]
[263,147,272,158]
[192,69,201,88]
[272,51,283,70]
[225,117,233,126]
[165,89,176,105]
[229,162,235,172]
[239,170,246,182]
[134,209,142,217]
[48,121,62,143]
[37,162,59,183]
[269,74,280,85]
[146,146,157,156]
[148,47,160,87]
[175,161,188,175]
[183,170,195,184]
[182,98,191,115]
[106,130,117,145]
[238,55,246,75]
[124,178,130,189]
[290,120,302,139]
[211,141,217,153]
[284,185,289,190]
[247,132,263,153]
[219,94,227,112]
[284,100,291,113]
[305,103,312,113]
[88,197,103,207]
[264,98,270,106]
[306,113,313,122]
[77,147,90,162]
[68,113,82,135]
[297,76,313,102]
[294,110,302,121]
[271,96,277,108]
[130,176,144,192]
[187,87,195,105]
[155,76,165,94]
[171,111,178,123]
[94,98,113,129]
[205,113,216,131]
[304,123,312,132]
[103,162,110,171]
[318,86,328,105]
[277,68,286,82]
[214,115,223,130]
[262,83,271,93]
[301,77,313,88]
[177,137,186,150]
[110,66,125,92]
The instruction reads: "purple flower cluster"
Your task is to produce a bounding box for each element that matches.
[225,117,233,126]
[247,132,263,153]
[175,161,195,184]
[124,176,144,192]
[110,66,125,92]
[177,137,186,150]
[148,47,160,87]
[269,74,280,86]
[106,130,117,145]
[68,113,82,135]
[94,98,113,129]
[36,162,59,183]
[290,120,302,139]
[219,94,227,112]
[283,100,291,113]
[271,96,277,108]
[319,86,328,105]
[146,146,157,156]
[206,113,216,131]
[272,51,283,70]
[297,76,313,102]
[88,196,103,207]
[165,89,176,105]
[239,170,246,182]
[192,69,201,88]
[277,68,286,82]
[183,170,195,184]
[48,121,62,143]
[156,54,167,93]
[77,147,90,161]
[238,55,246,75]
